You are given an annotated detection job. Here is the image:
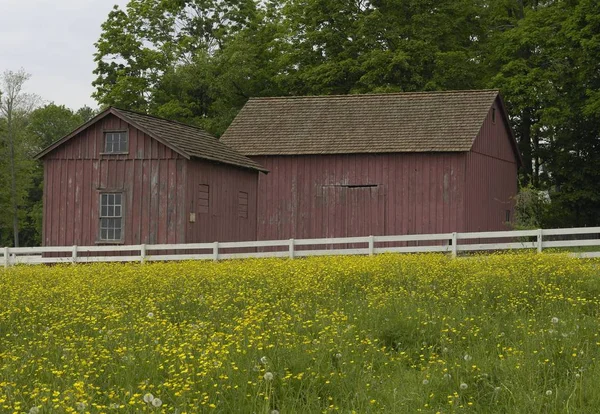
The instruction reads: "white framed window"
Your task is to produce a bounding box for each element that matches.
[104,131,128,153]
[99,193,123,241]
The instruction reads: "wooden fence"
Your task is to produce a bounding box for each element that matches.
[2,227,600,267]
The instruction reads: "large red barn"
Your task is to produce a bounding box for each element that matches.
[36,107,267,247]
[221,90,521,240]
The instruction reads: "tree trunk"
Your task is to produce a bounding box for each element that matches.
[7,111,19,247]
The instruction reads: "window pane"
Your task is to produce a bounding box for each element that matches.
[114,229,121,240]
[101,194,108,206]
[101,206,108,217]
[100,228,108,240]
[108,228,114,240]
[107,206,114,217]
[115,205,121,217]
[114,193,121,205]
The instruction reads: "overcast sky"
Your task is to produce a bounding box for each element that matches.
[0,0,130,111]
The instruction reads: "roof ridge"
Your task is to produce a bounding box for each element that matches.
[112,107,215,137]
[248,90,499,101]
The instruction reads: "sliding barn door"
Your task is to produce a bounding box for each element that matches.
[320,185,386,238]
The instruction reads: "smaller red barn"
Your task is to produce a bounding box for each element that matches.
[36,107,267,247]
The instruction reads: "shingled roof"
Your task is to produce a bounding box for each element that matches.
[36,107,267,173]
[220,90,507,156]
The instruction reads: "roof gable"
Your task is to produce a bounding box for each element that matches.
[36,107,267,172]
[221,90,516,158]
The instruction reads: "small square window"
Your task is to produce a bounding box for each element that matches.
[99,193,123,241]
[104,131,128,153]
[492,108,497,123]
[505,209,511,222]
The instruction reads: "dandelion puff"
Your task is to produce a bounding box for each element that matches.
[443,373,451,380]
[464,354,472,362]
[29,408,40,414]
[110,403,120,409]
[335,353,342,359]
[460,383,468,390]
[152,398,162,407]
[422,379,429,385]
[271,410,280,414]
[546,390,553,396]
[575,373,581,379]
[76,402,87,412]
[143,393,154,403]
[260,356,268,365]
[147,312,154,318]
[551,317,559,324]
[264,372,274,381]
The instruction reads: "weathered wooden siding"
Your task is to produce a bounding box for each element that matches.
[42,114,187,246]
[185,160,258,242]
[464,99,518,232]
[251,153,467,240]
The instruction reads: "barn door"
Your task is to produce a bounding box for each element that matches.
[321,185,386,239]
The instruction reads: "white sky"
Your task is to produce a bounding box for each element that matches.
[0,0,130,110]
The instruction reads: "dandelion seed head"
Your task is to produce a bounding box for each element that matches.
[443,373,451,380]
[264,372,274,381]
[575,373,581,379]
[546,390,553,396]
[460,383,468,390]
[271,410,280,414]
[260,356,268,364]
[152,397,162,407]
[76,402,87,411]
[147,312,154,318]
[143,393,154,403]
[551,317,559,324]
[29,408,40,414]
[464,354,472,362]
[335,353,342,359]
[422,379,429,385]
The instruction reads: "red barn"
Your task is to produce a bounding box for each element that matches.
[221,90,522,240]
[36,107,267,247]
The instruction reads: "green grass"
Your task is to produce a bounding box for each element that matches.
[0,253,599,413]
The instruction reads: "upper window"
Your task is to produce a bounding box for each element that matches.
[104,131,128,153]
[100,193,123,241]
[492,107,497,123]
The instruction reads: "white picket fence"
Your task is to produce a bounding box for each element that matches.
[2,227,600,267]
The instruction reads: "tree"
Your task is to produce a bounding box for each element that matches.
[0,69,40,247]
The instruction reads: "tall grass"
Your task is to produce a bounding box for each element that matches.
[0,253,599,413]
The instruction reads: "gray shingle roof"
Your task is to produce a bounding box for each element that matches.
[220,90,501,155]
[114,108,267,172]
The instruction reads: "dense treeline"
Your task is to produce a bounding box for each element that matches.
[1,0,599,246]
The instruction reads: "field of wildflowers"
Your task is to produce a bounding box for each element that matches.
[1,253,599,413]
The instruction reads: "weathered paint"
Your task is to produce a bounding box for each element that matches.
[42,114,259,247]
[185,159,258,243]
[251,152,467,241]
[251,97,519,240]
[465,100,518,233]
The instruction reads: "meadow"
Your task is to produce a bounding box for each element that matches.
[1,253,599,413]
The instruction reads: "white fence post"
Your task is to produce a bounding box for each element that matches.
[451,232,458,258]
[140,244,146,264]
[71,245,78,264]
[368,235,375,256]
[213,241,219,261]
[289,239,295,259]
[3,247,8,268]
[537,229,543,253]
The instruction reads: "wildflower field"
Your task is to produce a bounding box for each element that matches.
[1,253,600,413]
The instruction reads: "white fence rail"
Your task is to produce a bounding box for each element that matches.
[2,227,600,267]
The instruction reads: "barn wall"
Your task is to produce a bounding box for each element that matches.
[464,100,518,232]
[251,153,467,240]
[42,114,187,246]
[185,160,259,243]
